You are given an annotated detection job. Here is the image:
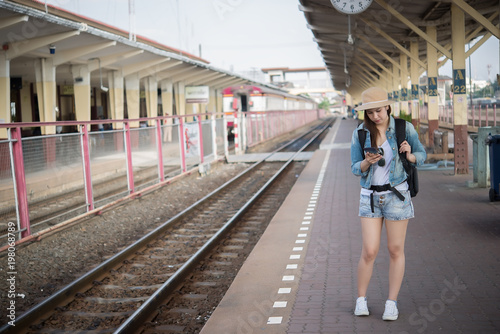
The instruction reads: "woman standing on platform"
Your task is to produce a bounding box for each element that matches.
[350,87,426,321]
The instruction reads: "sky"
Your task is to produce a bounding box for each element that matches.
[46,0,499,84]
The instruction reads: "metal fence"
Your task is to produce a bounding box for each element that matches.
[419,104,498,129]
[0,110,322,246]
[234,109,325,152]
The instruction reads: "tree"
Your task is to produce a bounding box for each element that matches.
[318,98,330,111]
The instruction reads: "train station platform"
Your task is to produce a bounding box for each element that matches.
[200,118,500,333]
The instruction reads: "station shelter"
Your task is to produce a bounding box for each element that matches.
[300,0,500,175]
[0,0,283,140]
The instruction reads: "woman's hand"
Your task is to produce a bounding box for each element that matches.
[365,152,383,165]
[360,152,383,172]
[399,140,416,163]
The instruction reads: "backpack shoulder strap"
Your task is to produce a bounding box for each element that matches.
[394,118,406,148]
[358,128,367,158]
[395,118,411,172]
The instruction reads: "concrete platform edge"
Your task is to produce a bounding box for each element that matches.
[200,149,331,334]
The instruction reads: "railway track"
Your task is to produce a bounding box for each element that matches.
[139,162,305,333]
[1,163,182,236]
[0,119,334,334]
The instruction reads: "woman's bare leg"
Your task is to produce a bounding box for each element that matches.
[357,217,383,297]
[385,219,409,300]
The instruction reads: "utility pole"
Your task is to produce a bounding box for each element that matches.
[129,0,136,42]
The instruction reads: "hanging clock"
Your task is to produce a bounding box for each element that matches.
[330,0,373,15]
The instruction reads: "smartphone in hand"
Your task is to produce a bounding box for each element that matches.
[363,147,380,155]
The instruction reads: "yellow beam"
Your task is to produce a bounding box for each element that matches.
[374,0,452,59]
[359,17,426,68]
[451,0,500,39]
[357,35,401,70]
[358,48,394,78]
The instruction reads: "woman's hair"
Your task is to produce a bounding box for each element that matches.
[364,105,391,147]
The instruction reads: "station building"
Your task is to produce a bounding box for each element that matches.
[0,0,281,139]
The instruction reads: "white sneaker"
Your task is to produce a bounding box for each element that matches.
[354,296,369,316]
[382,300,399,320]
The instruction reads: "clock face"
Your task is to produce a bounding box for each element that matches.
[330,0,373,14]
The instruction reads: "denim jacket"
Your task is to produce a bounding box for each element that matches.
[350,116,427,189]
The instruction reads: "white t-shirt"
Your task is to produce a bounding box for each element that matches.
[361,140,408,196]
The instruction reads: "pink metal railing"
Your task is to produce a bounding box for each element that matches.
[419,105,498,128]
[0,113,210,245]
[244,109,322,149]
[0,109,322,245]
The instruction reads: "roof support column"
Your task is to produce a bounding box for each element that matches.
[108,71,124,129]
[174,81,186,119]
[34,58,57,135]
[383,72,391,97]
[0,54,10,138]
[216,88,223,116]
[145,76,158,126]
[410,41,420,128]
[400,53,408,117]
[392,65,400,117]
[426,26,439,151]
[125,73,140,128]
[208,87,216,115]
[71,65,91,122]
[160,80,173,116]
[160,80,173,142]
[451,3,469,175]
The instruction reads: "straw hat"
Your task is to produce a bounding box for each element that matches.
[354,87,394,111]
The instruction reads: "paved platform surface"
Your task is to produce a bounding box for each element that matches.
[201,118,500,334]
[226,152,314,163]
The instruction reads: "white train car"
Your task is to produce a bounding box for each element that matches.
[222,85,317,135]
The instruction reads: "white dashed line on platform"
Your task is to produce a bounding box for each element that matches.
[273,301,288,308]
[278,287,291,294]
[267,316,283,325]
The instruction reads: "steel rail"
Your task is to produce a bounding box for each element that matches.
[0,118,333,334]
[114,119,333,333]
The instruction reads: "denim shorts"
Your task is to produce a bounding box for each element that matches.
[359,190,414,221]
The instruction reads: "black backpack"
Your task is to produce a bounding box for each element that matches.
[358,118,419,197]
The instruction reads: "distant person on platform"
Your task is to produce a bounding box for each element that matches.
[163,113,173,142]
[350,87,426,321]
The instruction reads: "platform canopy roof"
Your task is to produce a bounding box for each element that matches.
[0,0,284,92]
[299,0,500,95]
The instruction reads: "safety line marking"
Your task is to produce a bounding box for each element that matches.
[267,316,283,325]
[278,288,291,294]
[265,149,331,328]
